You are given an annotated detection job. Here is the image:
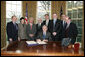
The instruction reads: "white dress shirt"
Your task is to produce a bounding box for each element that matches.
[46,20,49,26]
[38,23,41,26]
[63,20,66,27]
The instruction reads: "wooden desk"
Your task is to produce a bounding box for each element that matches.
[1,41,84,56]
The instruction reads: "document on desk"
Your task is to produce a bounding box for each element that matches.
[37,41,47,44]
[26,41,37,44]
[26,41,47,45]
[26,41,38,46]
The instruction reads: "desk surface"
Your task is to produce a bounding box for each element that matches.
[1,41,84,56]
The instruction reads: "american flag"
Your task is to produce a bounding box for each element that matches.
[60,5,63,17]
[25,3,28,24]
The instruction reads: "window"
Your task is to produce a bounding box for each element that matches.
[36,1,51,23]
[66,1,83,42]
[6,1,22,24]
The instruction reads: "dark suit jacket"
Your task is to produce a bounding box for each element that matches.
[37,31,52,41]
[26,24,36,40]
[65,22,78,44]
[42,20,51,32]
[36,23,43,37]
[6,21,18,41]
[50,19,62,41]
[60,20,67,38]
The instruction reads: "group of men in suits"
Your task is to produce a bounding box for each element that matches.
[6,13,78,44]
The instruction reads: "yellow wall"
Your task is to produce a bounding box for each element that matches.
[22,1,37,23]
[51,1,66,19]
[1,1,6,48]
[22,1,66,21]
[82,2,84,50]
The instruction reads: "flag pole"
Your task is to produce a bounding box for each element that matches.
[25,3,28,24]
[60,3,63,19]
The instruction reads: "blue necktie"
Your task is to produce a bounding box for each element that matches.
[53,20,55,26]
[14,23,18,30]
[43,32,46,39]
[63,22,67,29]
[53,20,56,31]
[53,19,57,27]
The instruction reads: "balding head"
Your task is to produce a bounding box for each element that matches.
[42,25,48,32]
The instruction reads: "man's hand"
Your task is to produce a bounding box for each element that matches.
[36,39,41,42]
[9,38,12,42]
[43,39,48,42]
[52,32,57,36]
[18,37,21,41]
[29,34,34,37]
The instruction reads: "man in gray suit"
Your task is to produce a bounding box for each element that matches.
[36,25,52,42]
[26,17,36,41]
[18,17,27,41]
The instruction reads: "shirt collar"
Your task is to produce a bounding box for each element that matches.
[30,23,33,25]
[12,22,16,25]
[38,23,41,26]
[46,19,49,22]
[43,32,46,35]
[53,19,57,21]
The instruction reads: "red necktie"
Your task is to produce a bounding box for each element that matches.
[30,25,32,30]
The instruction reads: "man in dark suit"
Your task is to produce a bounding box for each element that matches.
[42,14,51,32]
[50,13,62,41]
[36,25,52,42]
[6,16,18,42]
[26,17,36,41]
[65,16,78,44]
[60,14,67,39]
[36,18,43,37]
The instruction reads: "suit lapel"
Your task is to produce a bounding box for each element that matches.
[65,23,71,33]
[66,22,71,30]
[48,20,50,27]
[12,22,16,29]
[29,24,31,30]
[44,20,46,26]
[12,22,18,31]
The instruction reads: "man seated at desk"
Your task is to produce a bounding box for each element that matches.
[36,25,52,42]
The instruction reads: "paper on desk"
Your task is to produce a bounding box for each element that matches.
[37,41,47,44]
[26,41,47,45]
[26,41,37,44]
